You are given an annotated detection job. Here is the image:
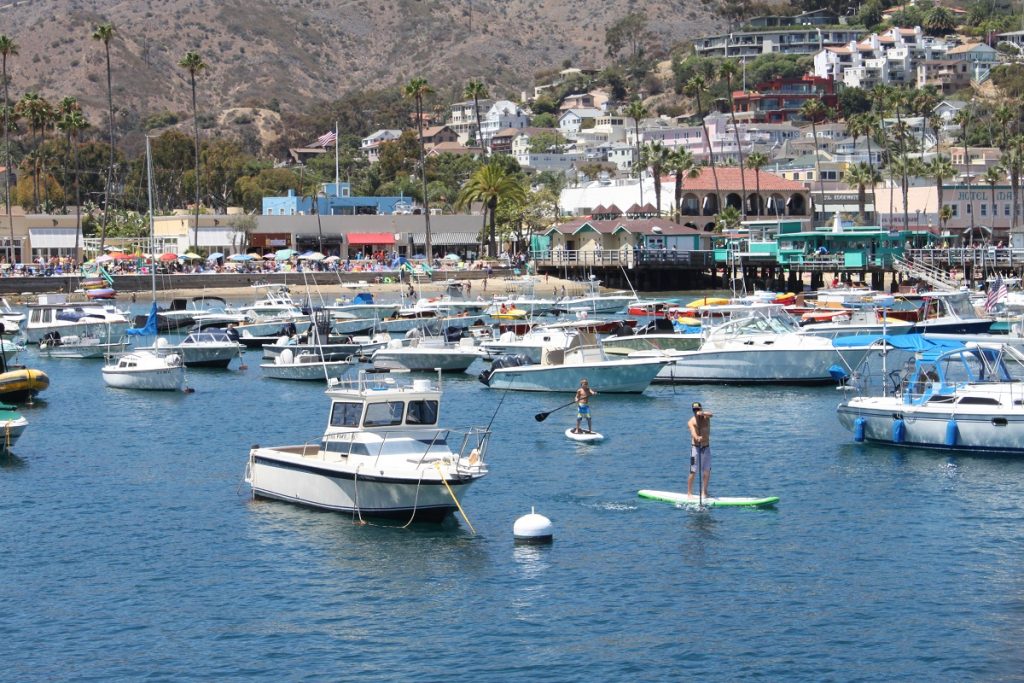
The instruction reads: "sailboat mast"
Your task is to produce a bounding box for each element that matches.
[146,136,156,301]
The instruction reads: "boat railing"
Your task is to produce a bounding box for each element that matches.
[314,426,490,470]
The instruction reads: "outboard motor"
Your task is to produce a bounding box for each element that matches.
[478,353,531,385]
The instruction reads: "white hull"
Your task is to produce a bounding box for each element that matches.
[647,346,869,384]
[247,449,481,519]
[372,347,482,372]
[484,358,665,393]
[838,399,1024,454]
[40,339,127,359]
[260,360,353,380]
[0,416,27,448]
[102,365,185,390]
[26,320,129,344]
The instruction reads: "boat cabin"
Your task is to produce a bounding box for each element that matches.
[901,345,1024,406]
[324,376,441,434]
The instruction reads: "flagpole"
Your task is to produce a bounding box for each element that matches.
[334,121,340,196]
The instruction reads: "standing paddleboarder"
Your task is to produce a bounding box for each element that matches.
[687,402,712,498]
[574,379,596,434]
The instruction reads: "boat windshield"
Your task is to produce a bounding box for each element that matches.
[330,401,362,427]
[363,401,405,427]
[406,399,439,425]
[943,294,977,319]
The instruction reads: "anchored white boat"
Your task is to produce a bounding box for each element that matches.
[837,342,1024,454]
[25,295,130,344]
[39,330,128,359]
[633,304,870,385]
[260,348,354,381]
[245,372,490,521]
[371,335,483,372]
[140,330,243,369]
[0,403,27,450]
[479,330,666,393]
[101,350,186,391]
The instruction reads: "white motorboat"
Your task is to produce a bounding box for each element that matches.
[0,403,27,450]
[101,350,186,391]
[245,371,490,521]
[557,278,637,314]
[479,330,667,393]
[798,308,914,339]
[262,332,390,362]
[331,311,377,334]
[898,291,993,335]
[25,294,130,344]
[602,318,702,356]
[260,348,354,381]
[0,297,25,335]
[327,291,401,321]
[837,342,1024,454]
[237,283,308,320]
[38,330,128,359]
[371,335,483,372]
[632,304,871,385]
[140,330,243,369]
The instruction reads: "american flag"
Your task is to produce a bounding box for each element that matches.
[985,277,1008,312]
[314,130,337,148]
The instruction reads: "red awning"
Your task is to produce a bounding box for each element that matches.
[347,232,395,245]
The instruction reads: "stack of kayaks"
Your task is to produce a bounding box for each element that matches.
[82,279,116,299]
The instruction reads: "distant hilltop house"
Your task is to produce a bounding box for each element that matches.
[730,75,837,124]
[360,129,402,163]
[417,125,459,151]
[261,182,412,217]
[695,26,862,58]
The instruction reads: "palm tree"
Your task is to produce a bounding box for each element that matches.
[302,177,325,254]
[845,162,882,224]
[63,109,88,258]
[927,155,957,231]
[799,98,829,222]
[56,97,80,211]
[403,77,434,258]
[456,161,527,255]
[641,142,671,216]
[92,22,116,252]
[912,87,940,154]
[983,165,1004,230]
[923,5,956,36]
[666,147,699,223]
[745,151,769,216]
[954,107,975,234]
[717,59,748,217]
[685,75,721,221]
[1005,135,1024,236]
[625,98,648,204]
[0,35,16,264]
[846,113,880,220]
[179,50,206,252]
[463,79,489,154]
[715,206,742,233]
[890,154,924,229]
[15,92,52,212]
[939,205,954,231]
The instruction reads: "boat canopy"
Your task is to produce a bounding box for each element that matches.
[832,333,964,353]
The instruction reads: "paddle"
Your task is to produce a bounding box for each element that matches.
[534,400,577,422]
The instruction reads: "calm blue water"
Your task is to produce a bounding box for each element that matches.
[1,312,1023,680]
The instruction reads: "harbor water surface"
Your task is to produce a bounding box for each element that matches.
[1,315,1023,680]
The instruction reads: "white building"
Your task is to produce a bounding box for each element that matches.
[813,26,950,89]
[479,100,530,147]
[446,98,495,144]
[558,108,604,136]
[361,129,403,163]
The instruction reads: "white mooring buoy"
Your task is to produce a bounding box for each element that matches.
[513,507,553,544]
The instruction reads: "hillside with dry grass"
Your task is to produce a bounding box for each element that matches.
[1,0,720,141]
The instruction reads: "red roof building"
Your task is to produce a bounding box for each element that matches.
[730,75,838,123]
[660,167,811,223]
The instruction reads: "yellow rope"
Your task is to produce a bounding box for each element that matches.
[434,461,475,535]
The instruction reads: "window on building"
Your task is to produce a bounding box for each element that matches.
[951,205,959,217]
[981,204,987,216]
[1005,204,1011,216]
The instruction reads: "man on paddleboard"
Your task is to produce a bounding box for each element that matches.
[574,379,596,434]
[687,402,712,498]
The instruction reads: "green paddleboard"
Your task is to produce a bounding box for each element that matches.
[638,489,779,508]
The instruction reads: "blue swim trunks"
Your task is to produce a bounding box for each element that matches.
[577,404,591,419]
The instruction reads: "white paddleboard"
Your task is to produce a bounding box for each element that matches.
[638,489,779,508]
[565,428,604,443]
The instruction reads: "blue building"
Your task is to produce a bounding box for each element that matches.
[262,182,413,217]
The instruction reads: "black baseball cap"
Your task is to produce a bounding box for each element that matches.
[692,402,702,411]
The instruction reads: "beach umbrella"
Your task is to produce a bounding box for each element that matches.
[112,251,136,260]
[181,252,202,260]
[323,255,341,262]
[443,253,461,261]
[262,253,276,259]
[228,253,254,261]
[207,252,225,261]
[158,252,178,262]
[95,254,114,264]
[302,252,326,261]
[247,252,264,259]
[275,248,297,260]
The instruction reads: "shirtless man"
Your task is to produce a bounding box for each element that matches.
[687,401,713,498]
[574,379,596,434]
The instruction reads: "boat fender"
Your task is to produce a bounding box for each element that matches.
[945,419,959,447]
[165,353,182,367]
[828,364,849,383]
[892,418,906,444]
[468,448,480,464]
[853,416,866,442]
